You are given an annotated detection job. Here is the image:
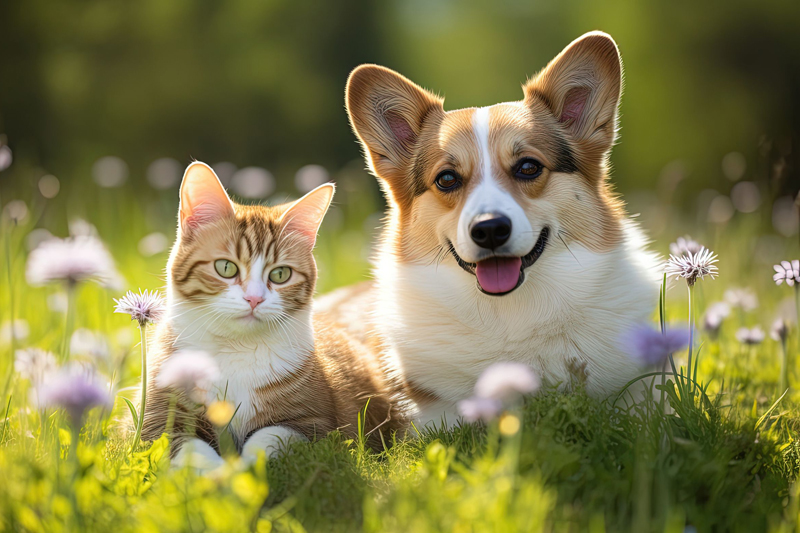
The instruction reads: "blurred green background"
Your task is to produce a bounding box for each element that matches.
[0,0,798,291]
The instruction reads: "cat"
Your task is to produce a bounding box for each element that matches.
[138,161,404,470]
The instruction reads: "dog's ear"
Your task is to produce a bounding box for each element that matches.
[346,65,444,200]
[524,32,622,165]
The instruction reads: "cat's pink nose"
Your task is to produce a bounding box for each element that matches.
[243,295,264,310]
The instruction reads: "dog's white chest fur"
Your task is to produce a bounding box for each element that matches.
[375,223,660,427]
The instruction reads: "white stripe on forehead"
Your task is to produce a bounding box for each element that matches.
[473,106,493,187]
[453,106,536,260]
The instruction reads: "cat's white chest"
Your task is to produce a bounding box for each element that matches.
[170,334,310,442]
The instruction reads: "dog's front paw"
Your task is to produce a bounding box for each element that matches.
[241,426,305,465]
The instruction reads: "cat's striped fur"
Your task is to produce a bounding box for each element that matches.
[138,162,403,467]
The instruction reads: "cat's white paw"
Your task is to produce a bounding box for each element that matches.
[171,438,225,474]
[241,426,305,464]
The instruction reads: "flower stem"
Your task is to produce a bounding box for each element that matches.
[779,338,789,394]
[131,326,147,450]
[687,285,695,390]
[60,282,77,362]
[1,222,16,403]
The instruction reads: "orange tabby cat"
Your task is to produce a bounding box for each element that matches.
[139,162,403,470]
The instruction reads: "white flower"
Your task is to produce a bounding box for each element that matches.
[3,200,28,224]
[26,235,123,288]
[457,397,502,423]
[68,218,98,238]
[771,319,790,343]
[702,302,730,336]
[474,362,540,403]
[47,292,69,313]
[735,326,765,345]
[114,289,166,327]
[773,260,800,287]
[156,350,219,403]
[665,247,718,287]
[70,329,110,361]
[723,288,759,312]
[669,236,703,257]
[15,348,57,385]
[0,319,29,345]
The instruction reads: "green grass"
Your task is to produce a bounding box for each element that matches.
[1,173,800,532]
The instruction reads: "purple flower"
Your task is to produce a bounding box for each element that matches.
[474,362,540,403]
[114,289,166,327]
[155,350,219,403]
[35,366,111,424]
[457,397,503,423]
[623,323,689,366]
[773,260,800,287]
[457,362,540,424]
[26,235,123,289]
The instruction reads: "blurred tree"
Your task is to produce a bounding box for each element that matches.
[0,0,797,199]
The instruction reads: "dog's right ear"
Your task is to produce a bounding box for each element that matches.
[346,65,444,198]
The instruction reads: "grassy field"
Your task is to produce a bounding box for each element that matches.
[1,164,799,532]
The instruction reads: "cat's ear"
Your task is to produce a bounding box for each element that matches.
[280,183,335,247]
[179,162,235,233]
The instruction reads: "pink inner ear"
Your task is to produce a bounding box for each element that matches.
[559,87,591,125]
[386,111,415,147]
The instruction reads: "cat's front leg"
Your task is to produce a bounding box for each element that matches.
[172,437,225,473]
[241,426,306,464]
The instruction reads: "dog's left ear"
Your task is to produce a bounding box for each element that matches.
[525,31,622,163]
[346,65,444,205]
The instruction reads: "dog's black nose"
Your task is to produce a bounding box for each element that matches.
[470,214,512,250]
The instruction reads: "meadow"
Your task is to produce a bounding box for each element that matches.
[1,154,799,533]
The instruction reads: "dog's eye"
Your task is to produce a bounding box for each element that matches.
[514,158,544,180]
[434,171,461,192]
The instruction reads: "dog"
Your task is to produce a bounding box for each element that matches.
[317,31,661,427]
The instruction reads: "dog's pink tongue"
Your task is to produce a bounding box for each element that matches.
[475,257,522,294]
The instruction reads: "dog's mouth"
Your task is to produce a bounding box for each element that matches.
[447,227,550,296]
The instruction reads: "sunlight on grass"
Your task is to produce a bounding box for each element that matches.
[1,168,799,532]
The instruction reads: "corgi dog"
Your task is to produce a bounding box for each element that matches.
[318,31,661,427]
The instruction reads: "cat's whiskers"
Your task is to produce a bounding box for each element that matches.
[172,308,224,345]
[167,302,218,321]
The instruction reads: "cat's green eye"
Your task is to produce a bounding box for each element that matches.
[214,259,238,279]
[268,266,292,284]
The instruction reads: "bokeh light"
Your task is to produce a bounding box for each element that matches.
[147,158,182,190]
[38,175,60,198]
[230,167,274,199]
[722,152,747,182]
[92,156,129,188]
[295,165,329,193]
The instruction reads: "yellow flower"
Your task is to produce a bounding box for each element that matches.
[498,413,520,436]
[207,400,235,426]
